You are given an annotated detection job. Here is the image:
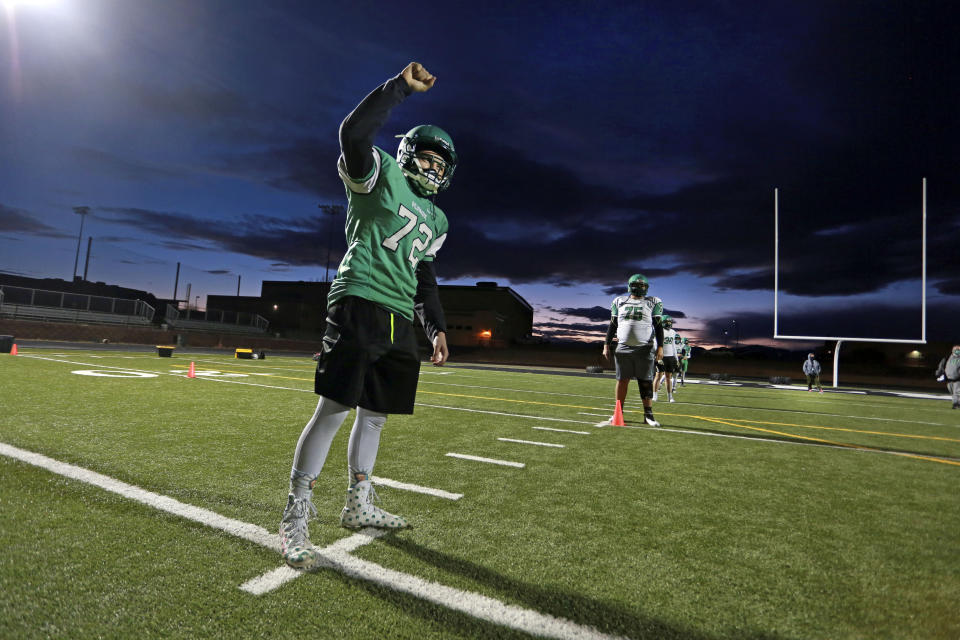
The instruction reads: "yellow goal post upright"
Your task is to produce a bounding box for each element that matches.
[773,178,927,388]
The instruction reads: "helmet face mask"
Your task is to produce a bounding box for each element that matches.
[396,125,457,196]
[662,315,673,329]
[627,274,649,297]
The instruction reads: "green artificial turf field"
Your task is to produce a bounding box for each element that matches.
[1,347,958,639]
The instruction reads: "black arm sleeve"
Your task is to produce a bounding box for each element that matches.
[605,318,618,346]
[414,261,446,342]
[653,315,664,347]
[339,74,414,179]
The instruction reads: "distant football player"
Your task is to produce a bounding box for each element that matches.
[279,62,456,569]
[653,315,678,402]
[672,332,684,391]
[678,337,691,386]
[602,274,664,426]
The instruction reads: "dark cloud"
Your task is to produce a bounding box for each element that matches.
[537,321,607,334]
[155,240,217,252]
[217,138,345,198]
[550,306,609,322]
[936,279,960,296]
[696,298,960,345]
[100,206,341,268]
[0,204,73,239]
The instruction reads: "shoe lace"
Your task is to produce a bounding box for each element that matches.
[283,496,318,540]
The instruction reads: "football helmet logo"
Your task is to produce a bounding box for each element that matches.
[396,124,458,196]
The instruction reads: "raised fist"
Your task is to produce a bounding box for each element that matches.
[401,62,436,93]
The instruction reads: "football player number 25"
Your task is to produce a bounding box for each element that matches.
[382,204,433,268]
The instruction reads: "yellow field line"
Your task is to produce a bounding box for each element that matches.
[694,415,960,468]
[415,390,960,466]
[659,411,959,444]
[711,416,960,444]
[420,390,957,445]
[695,415,852,447]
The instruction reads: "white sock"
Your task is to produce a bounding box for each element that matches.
[347,407,387,485]
[290,396,350,497]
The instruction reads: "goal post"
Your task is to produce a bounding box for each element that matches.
[773,179,927,387]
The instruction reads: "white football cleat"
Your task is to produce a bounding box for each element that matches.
[279,494,318,569]
[668,394,675,403]
[340,480,410,530]
[644,414,660,427]
[652,391,658,402]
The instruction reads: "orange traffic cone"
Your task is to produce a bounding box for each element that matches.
[611,400,625,426]
[10,343,17,355]
[187,361,196,378]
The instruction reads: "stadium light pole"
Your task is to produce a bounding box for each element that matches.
[732,320,739,348]
[71,206,90,281]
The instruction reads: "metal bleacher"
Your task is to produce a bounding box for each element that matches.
[0,285,155,326]
[163,304,268,334]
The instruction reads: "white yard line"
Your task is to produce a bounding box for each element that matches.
[239,529,387,595]
[371,475,463,500]
[532,427,591,435]
[497,438,565,448]
[445,453,526,468]
[2,442,624,640]
[894,391,953,400]
[22,355,314,393]
[299,551,630,640]
[0,441,280,552]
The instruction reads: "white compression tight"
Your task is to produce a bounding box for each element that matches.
[290,395,387,495]
[347,407,386,480]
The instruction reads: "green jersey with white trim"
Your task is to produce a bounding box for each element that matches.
[611,295,663,348]
[328,146,449,321]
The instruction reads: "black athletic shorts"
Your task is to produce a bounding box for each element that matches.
[613,344,656,381]
[314,296,420,414]
[660,355,679,373]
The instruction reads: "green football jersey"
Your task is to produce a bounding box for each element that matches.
[328,146,449,320]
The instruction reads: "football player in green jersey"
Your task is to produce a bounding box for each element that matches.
[602,274,665,426]
[280,62,456,569]
[678,337,690,386]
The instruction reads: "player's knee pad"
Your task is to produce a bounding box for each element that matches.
[637,380,654,399]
